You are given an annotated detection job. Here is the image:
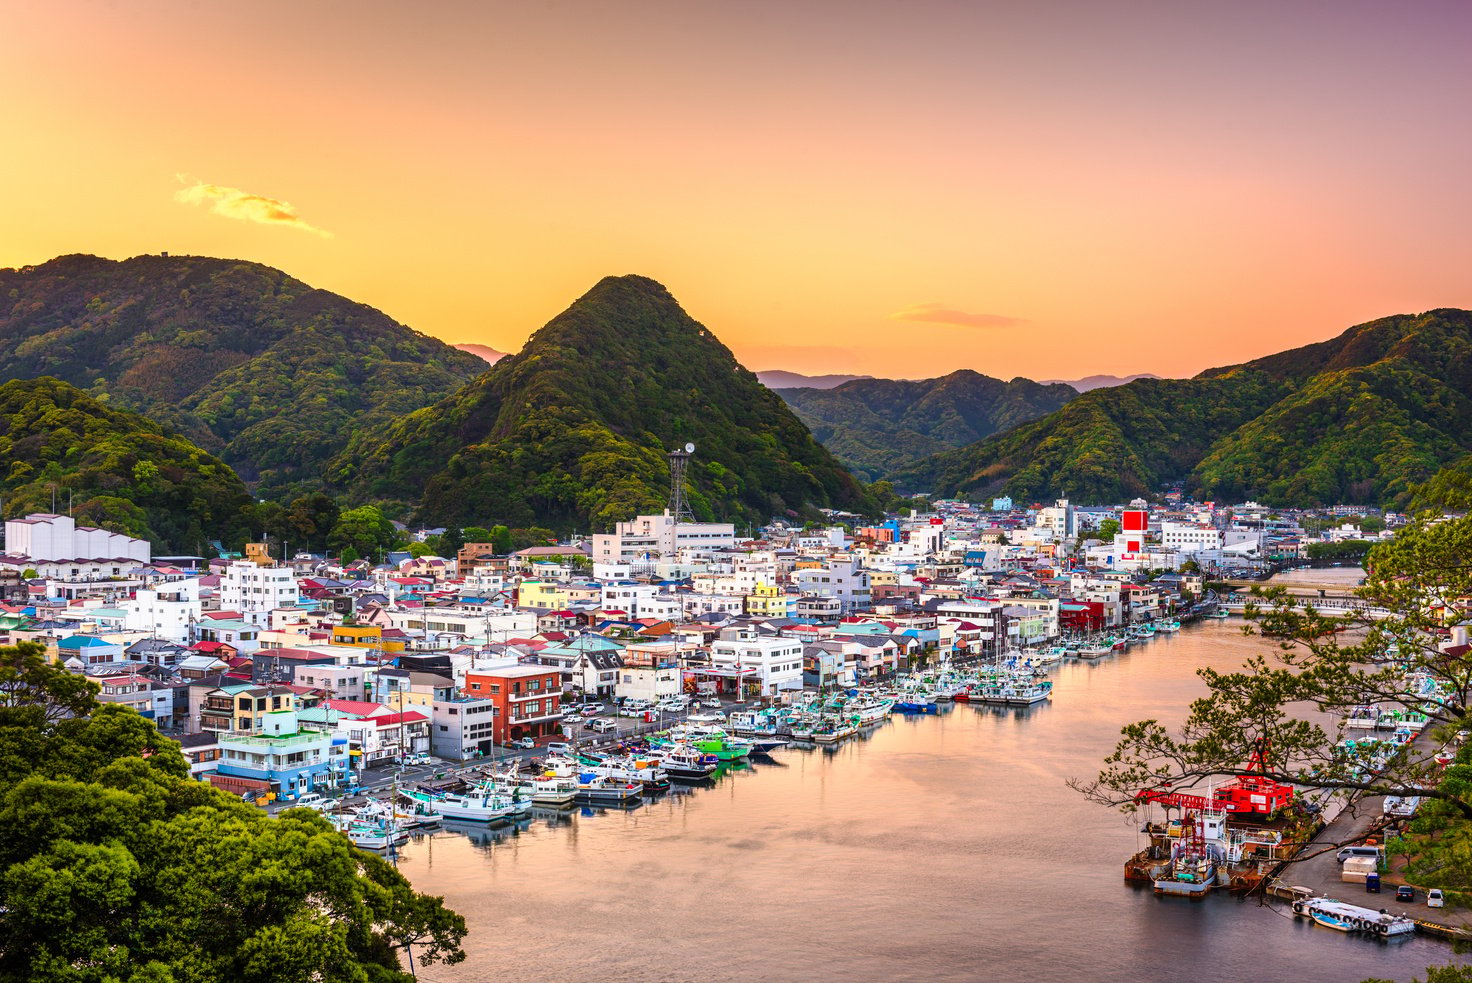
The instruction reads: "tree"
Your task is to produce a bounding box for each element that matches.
[1076,514,1472,837]
[287,492,340,550]
[0,640,466,981]
[406,541,434,558]
[0,641,99,725]
[329,505,398,561]
[1096,518,1121,542]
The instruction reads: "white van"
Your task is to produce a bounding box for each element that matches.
[293,792,328,811]
[588,718,617,733]
[546,742,575,756]
[1336,846,1383,864]
[1428,888,1446,908]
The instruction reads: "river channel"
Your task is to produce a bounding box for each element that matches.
[398,576,1466,982]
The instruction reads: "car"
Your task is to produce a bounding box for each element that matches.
[1428,888,1445,908]
[510,737,535,750]
[579,703,605,714]
[1396,885,1415,902]
[546,741,574,756]
[292,792,328,811]
[404,753,434,766]
[1335,846,1382,864]
[587,718,617,733]
[562,713,584,724]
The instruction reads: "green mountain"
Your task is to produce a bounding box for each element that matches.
[895,309,1472,508]
[335,275,878,530]
[0,254,486,496]
[0,377,253,553]
[776,370,1078,481]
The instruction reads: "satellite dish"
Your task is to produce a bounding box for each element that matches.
[685,442,695,453]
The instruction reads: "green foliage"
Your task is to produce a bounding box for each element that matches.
[329,506,399,560]
[898,309,1472,507]
[1305,539,1374,561]
[777,370,1076,481]
[0,254,484,498]
[335,275,878,531]
[0,640,466,981]
[0,377,253,552]
[1095,519,1121,541]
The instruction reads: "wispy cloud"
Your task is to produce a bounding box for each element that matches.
[887,302,1024,329]
[173,176,331,237]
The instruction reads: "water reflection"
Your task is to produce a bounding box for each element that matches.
[400,621,1463,983]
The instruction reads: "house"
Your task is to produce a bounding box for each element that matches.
[430,696,499,760]
[463,663,564,744]
[211,709,349,800]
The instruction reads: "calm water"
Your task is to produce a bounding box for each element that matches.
[398,619,1462,983]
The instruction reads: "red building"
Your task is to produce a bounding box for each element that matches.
[1059,600,1106,635]
[463,664,565,743]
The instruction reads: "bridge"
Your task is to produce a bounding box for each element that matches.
[1211,580,1390,620]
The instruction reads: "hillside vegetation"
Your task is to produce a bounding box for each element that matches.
[337,275,877,530]
[0,254,485,496]
[895,309,1472,508]
[0,377,253,552]
[777,370,1077,480]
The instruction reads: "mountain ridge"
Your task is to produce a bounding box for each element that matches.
[776,370,1077,480]
[895,308,1472,507]
[0,253,486,497]
[336,275,878,529]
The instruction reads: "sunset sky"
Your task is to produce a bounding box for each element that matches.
[4,1,1470,380]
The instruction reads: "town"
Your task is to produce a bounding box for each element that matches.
[0,484,1398,804]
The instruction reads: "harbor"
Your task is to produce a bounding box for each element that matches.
[387,617,1467,983]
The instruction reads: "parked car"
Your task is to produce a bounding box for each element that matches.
[579,703,605,714]
[546,741,574,756]
[1428,888,1445,908]
[292,792,328,811]
[563,713,584,724]
[1396,885,1415,902]
[510,737,535,750]
[587,718,617,733]
[404,753,433,766]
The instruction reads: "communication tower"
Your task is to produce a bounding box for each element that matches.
[667,443,696,522]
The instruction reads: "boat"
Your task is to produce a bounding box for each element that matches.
[576,752,671,792]
[652,742,720,779]
[1153,852,1219,898]
[344,821,410,850]
[509,771,580,806]
[1290,895,1416,937]
[404,782,528,823]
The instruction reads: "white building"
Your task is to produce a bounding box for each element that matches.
[219,561,300,620]
[613,664,682,702]
[122,577,203,642]
[0,513,151,578]
[591,511,736,566]
[1159,522,1225,553]
[709,628,804,696]
[1034,499,1078,540]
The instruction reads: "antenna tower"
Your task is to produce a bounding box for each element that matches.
[667,443,696,522]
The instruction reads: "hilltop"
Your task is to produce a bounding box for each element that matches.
[776,371,1077,481]
[895,309,1472,507]
[0,254,486,496]
[336,275,877,530]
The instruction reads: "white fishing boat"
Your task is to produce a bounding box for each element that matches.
[1290,895,1415,937]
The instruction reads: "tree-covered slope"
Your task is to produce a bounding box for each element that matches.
[335,275,877,530]
[896,309,1472,507]
[0,377,253,552]
[0,254,486,496]
[777,370,1078,480]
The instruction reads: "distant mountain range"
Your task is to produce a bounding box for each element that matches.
[775,372,1077,481]
[1041,373,1161,391]
[895,309,1472,508]
[337,275,877,529]
[755,370,872,389]
[0,254,484,496]
[454,343,509,365]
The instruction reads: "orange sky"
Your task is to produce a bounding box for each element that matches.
[3,1,1470,380]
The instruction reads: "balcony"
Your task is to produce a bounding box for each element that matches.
[219,731,325,750]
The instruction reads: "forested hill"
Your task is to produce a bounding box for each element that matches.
[335,274,878,530]
[777,371,1078,481]
[894,308,1472,508]
[0,377,253,552]
[0,254,486,496]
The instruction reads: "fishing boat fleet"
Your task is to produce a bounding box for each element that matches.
[319,616,1196,854]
